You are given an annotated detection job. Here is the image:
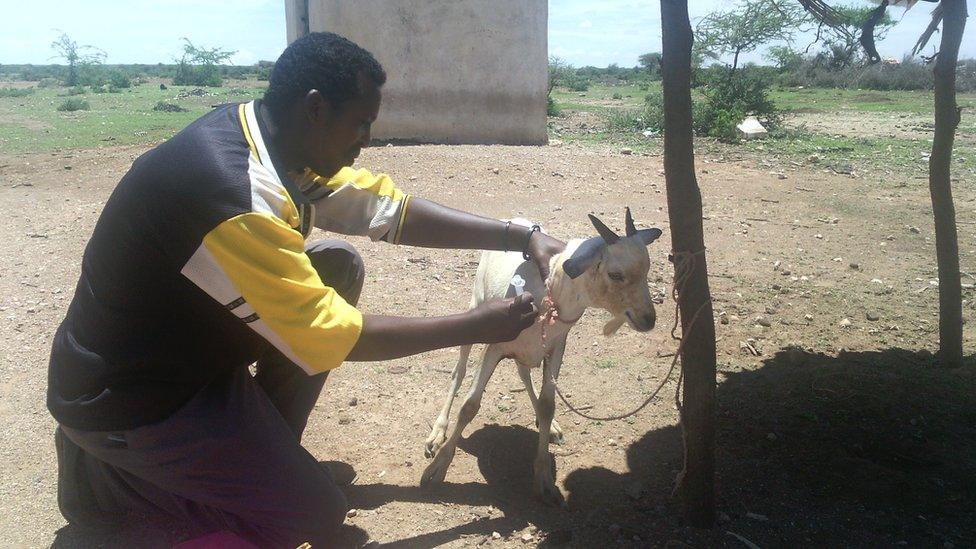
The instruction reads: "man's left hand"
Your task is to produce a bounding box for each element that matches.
[527,231,566,282]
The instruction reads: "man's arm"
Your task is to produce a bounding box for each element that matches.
[398,198,566,279]
[346,292,537,361]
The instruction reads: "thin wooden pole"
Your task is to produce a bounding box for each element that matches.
[660,0,717,527]
[929,0,967,367]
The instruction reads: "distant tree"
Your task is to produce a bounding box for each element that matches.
[547,56,572,96]
[829,3,896,65]
[695,0,807,74]
[638,52,663,78]
[764,45,803,71]
[50,32,105,87]
[173,38,235,87]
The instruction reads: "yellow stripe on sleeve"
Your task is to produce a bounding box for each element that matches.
[307,167,405,201]
[203,213,363,373]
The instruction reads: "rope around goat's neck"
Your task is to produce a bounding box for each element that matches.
[539,270,585,347]
[550,248,709,422]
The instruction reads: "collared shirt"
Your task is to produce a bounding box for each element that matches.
[48,100,409,431]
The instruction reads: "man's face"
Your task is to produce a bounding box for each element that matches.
[302,74,381,177]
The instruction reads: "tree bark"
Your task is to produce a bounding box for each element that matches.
[929,0,967,368]
[660,0,717,527]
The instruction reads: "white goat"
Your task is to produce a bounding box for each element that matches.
[421,210,662,505]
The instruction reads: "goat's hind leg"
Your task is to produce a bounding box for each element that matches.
[517,364,565,445]
[421,345,504,487]
[533,338,567,506]
[425,344,473,458]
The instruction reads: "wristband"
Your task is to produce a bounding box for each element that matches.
[522,225,541,260]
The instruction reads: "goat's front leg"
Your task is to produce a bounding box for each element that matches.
[425,344,473,458]
[517,365,564,445]
[534,338,566,506]
[421,345,503,487]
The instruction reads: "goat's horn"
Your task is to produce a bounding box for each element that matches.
[588,214,620,244]
[625,207,637,237]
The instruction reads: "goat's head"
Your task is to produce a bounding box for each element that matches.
[563,208,662,333]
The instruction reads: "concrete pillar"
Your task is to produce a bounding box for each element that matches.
[299,0,547,145]
[284,0,309,43]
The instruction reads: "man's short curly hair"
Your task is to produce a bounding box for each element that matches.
[263,32,386,114]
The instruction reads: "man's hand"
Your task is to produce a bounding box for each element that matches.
[468,292,539,343]
[526,232,566,282]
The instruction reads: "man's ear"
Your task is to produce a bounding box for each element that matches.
[303,89,334,126]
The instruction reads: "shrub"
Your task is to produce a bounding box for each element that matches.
[0,87,34,98]
[153,101,188,113]
[611,92,623,100]
[777,54,976,92]
[546,95,561,117]
[38,77,60,88]
[57,98,90,112]
[603,92,665,135]
[565,75,590,92]
[67,86,86,96]
[109,70,131,89]
[695,67,780,141]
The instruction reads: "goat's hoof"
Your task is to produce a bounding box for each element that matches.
[424,433,446,459]
[420,458,449,487]
[534,481,566,507]
[549,420,565,446]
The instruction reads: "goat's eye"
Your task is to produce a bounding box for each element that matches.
[608,272,624,282]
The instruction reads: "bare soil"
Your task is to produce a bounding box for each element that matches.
[1,140,974,548]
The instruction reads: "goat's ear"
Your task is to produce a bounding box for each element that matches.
[635,228,663,246]
[588,214,620,245]
[625,207,637,237]
[563,237,605,279]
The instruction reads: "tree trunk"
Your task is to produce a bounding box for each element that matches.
[660,0,717,527]
[929,0,967,368]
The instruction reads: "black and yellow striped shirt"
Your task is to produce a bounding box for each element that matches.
[48,100,409,431]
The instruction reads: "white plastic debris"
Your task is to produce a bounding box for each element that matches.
[737,116,768,140]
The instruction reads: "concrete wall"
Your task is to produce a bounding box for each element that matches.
[286,0,547,145]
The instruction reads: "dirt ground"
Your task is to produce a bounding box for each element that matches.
[1,138,974,548]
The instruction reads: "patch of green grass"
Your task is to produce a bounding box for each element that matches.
[0,80,266,154]
[741,130,933,176]
[590,358,618,370]
[770,86,976,114]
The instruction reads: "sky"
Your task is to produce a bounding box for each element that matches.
[0,0,973,67]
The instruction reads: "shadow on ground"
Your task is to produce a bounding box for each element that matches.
[51,348,976,548]
[346,347,976,547]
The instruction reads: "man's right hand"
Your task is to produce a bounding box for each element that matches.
[469,292,539,343]
[348,293,540,362]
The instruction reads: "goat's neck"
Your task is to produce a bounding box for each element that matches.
[546,251,590,321]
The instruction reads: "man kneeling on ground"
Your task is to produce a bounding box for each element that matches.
[48,32,564,547]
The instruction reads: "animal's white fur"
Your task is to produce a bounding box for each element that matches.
[421,219,657,505]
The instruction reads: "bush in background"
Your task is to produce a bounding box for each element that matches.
[57,98,89,112]
[109,70,132,89]
[604,92,665,135]
[153,101,188,113]
[0,87,34,98]
[546,95,561,117]
[695,67,781,141]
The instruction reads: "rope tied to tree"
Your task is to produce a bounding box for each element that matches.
[549,248,711,422]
